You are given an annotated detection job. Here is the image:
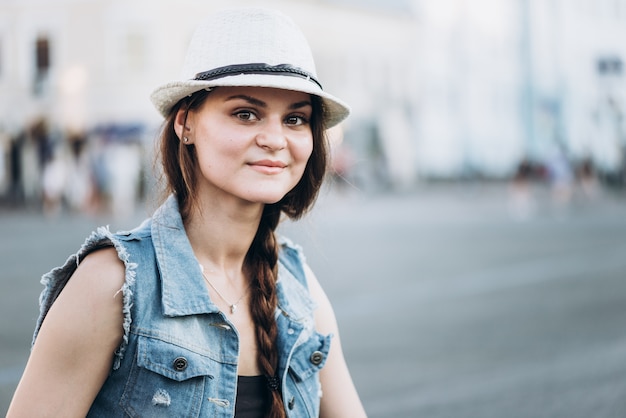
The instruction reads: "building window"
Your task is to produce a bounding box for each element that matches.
[34,36,51,95]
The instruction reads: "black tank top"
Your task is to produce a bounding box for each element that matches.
[235,375,269,417]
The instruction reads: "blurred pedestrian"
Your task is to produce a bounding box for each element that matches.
[105,139,142,219]
[0,127,9,196]
[8,131,25,204]
[41,145,67,217]
[577,157,600,200]
[546,145,574,215]
[8,8,366,418]
[20,125,41,203]
[64,131,95,213]
[508,158,535,220]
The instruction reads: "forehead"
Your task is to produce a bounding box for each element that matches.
[207,86,312,104]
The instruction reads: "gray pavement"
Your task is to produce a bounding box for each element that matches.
[2,182,626,417]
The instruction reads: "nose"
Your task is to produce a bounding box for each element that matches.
[255,118,287,151]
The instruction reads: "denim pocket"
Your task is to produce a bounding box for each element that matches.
[120,335,219,417]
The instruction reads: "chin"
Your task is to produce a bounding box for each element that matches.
[244,183,297,205]
[243,190,288,205]
[259,194,287,205]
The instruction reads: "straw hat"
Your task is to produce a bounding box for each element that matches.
[150,8,350,128]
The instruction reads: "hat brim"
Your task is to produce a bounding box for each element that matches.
[150,74,350,128]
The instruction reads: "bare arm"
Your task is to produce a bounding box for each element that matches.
[7,247,125,418]
[305,264,367,418]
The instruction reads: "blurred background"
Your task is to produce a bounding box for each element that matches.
[1,0,626,416]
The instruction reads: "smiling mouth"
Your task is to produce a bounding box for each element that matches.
[248,160,288,174]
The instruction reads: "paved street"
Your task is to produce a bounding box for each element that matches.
[1,183,626,417]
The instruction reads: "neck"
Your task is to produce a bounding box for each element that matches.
[184,194,264,277]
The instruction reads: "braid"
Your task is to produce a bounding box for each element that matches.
[243,95,327,417]
[246,204,285,418]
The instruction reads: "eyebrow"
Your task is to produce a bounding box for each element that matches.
[225,94,312,110]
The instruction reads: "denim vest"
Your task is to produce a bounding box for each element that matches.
[34,195,331,417]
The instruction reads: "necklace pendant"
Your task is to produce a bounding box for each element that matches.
[230,304,237,314]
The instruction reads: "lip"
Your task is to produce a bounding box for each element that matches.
[249,159,287,168]
[247,159,288,174]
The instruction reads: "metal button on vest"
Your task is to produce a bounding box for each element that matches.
[288,396,295,410]
[173,357,188,371]
[309,351,324,366]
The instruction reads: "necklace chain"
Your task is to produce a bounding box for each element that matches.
[199,264,251,314]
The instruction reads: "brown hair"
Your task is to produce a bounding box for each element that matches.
[157,89,328,417]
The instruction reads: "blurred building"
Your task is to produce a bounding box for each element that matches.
[412,0,626,180]
[0,0,625,192]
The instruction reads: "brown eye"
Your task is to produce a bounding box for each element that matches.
[234,111,258,121]
[285,115,308,126]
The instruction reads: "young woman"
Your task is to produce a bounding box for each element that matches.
[8,8,367,418]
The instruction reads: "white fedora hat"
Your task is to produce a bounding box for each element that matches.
[150,8,350,128]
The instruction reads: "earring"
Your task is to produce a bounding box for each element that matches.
[183,137,189,143]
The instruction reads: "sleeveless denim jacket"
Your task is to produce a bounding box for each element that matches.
[33,195,331,417]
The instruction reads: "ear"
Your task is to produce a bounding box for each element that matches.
[174,108,192,142]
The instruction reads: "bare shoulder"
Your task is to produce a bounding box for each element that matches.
[303,264,338,336]
[47,245,126,331]
[58,246,127,336]
[77,246,126,285]
[7,246,126,417]
[51,246,127,319]
[303,264,368,417]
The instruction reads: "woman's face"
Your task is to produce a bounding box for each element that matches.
[176,86,314,206]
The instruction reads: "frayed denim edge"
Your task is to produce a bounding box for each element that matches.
[106,227,136,371]
[33,225,136,371]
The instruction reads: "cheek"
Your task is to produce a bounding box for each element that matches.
[294,136,314,165]
[195,127,243,166]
